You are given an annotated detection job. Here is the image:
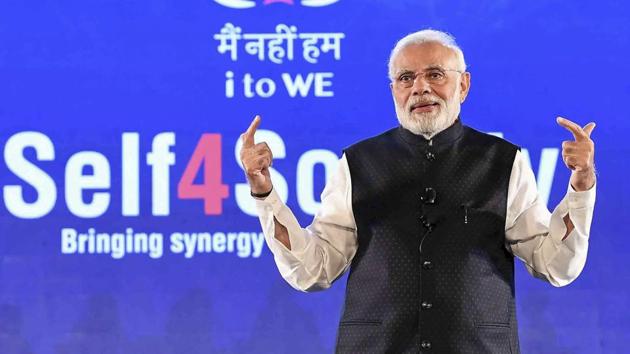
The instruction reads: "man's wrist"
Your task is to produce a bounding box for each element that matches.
[570,169,596,191]
[251,187,273,199]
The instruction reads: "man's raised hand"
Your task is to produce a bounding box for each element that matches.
[556,116,596,191]
[240,115,273,195]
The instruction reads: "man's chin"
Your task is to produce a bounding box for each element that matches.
[407,114,440,128]
[409,111,439,121]
[399,112,456,137]
[414,111,448,127]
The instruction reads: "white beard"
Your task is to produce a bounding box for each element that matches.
[394,92,461,139]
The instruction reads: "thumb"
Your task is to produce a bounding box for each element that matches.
[582,122,596,137]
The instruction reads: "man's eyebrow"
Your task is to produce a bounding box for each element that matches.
[394,69,414,76]
[395,65,446,75]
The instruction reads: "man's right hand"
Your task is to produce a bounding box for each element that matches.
[240,115,273,195]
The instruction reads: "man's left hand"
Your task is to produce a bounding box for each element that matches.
[556,116,596,191]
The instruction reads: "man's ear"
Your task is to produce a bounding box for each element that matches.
[460,72,471,103]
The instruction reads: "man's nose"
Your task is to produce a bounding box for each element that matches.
[412,75,432,95]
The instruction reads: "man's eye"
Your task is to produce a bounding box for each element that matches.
[428,71,445,80]
[399,75,412,82]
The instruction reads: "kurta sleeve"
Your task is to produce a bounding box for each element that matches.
[255,154,358,291]
[505,150,596,287]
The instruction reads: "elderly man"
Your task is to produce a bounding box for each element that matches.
[240,29,596,353]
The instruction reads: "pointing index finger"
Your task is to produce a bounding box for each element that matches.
[556,116,588,141]
[242,115,261,147]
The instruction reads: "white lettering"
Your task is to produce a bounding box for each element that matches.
[225,70,235,98]
[296,149,338,215]
[282,73,315,97]
[213,232,227,253]
[255,77,276,98]
[146,133,175,216]
[61,228,77,253]
[170,232,184,253]
[60,227,163,259]
[65,152,111,218]
[314,72,334,97]
[122,133,140,216]
[3,132,57,218]
[251,232,265,258]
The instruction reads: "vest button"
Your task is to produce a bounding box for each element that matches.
[422,261,433,269]
[421,340,432,350]
[425,152,435,161]
[421,301,433,310]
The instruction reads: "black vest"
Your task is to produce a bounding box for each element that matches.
[336,120,520,354]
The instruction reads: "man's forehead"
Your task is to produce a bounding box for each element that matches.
[393,42,458,71]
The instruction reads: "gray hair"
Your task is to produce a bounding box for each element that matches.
[388,29,467,80]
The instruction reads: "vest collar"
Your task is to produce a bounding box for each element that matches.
[397,118,464,147]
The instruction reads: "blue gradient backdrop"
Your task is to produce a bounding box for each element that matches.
[0,0,628,353]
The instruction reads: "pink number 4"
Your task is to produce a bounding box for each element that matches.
[177,134,229,215]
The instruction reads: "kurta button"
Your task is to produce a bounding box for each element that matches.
[421,340,432,350]
[422,261,433,269]
[425,152,435,161]
[421,301,433,309]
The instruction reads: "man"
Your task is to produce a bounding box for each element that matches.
[240,30,596,353]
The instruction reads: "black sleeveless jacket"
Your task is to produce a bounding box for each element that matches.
[337,120,520,354]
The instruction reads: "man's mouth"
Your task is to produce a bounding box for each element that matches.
[410,102,439,112]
